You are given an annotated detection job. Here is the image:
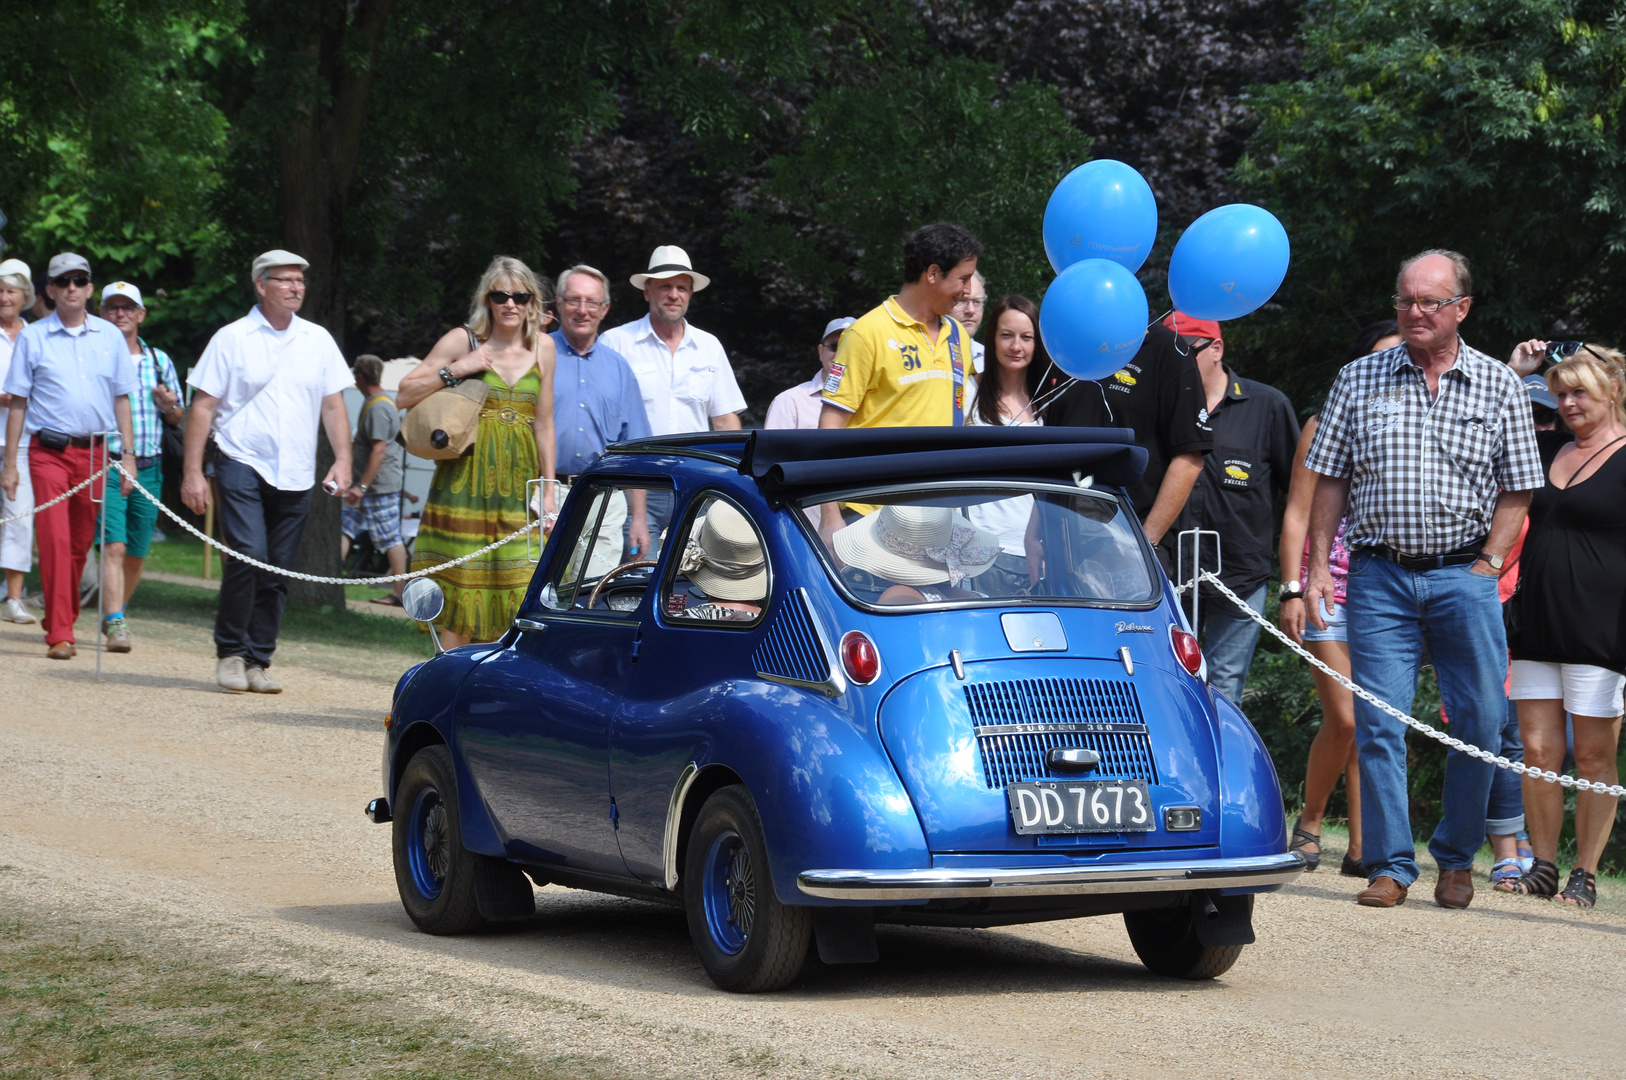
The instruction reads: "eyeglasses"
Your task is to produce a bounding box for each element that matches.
[819,339,842,352]
[1391,294,1468,314]
[487,290,534,307]
[51,275,91,289]
[266,276,306,288]
[103,303,140,315]
[956,297,986,310]
[558,296,606,310]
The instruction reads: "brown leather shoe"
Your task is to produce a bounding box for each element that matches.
[46,641,76,660]
[1356,875,1408,907]
[1435,868,1474,909]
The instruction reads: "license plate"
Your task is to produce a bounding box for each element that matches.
[1007,780,1155,835]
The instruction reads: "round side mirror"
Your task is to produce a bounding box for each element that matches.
[400,577,445,623]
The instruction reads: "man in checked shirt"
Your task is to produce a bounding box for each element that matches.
[1303,249,1542,911]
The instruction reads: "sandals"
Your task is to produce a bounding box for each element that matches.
[370,593,404,607]
[1490,858,1524,891]
[1289,816,1322,871]
[1340,853,1365,877]
[1509,858,1559,897]
[1515,831,1534,874]
[1559,868,1597,908]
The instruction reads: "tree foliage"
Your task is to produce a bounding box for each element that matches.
[1237,0,1626,404]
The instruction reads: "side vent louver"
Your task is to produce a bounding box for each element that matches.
[754,588,845,695]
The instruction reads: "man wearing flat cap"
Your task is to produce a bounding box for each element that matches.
[600,245,745,542]
[182,249,353,694]
[2,252,137,659]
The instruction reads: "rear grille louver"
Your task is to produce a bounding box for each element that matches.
[753,588,833,688]
[965,677,1159,788]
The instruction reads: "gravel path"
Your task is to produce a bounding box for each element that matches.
[3,614,1624,1079]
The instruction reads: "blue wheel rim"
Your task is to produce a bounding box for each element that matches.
[406,784,448,900]
[701,828,754,955]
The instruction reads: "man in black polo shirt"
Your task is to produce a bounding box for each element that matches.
[1163,313,1299,704]
[1042,321,1213,575]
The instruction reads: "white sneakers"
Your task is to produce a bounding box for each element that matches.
[245,665,282,694]
[2,597,35,624]
[218,656,282,694]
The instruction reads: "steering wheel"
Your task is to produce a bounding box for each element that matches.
[586,559,659,610]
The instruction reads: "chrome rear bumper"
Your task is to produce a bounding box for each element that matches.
[798,852,1303,901]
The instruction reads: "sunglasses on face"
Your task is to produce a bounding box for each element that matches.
[52,275,91,289]
[487,290,534,307]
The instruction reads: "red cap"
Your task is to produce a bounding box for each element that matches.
[1164,311,1222,342]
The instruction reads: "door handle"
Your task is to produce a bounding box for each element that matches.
[513,616,549,633]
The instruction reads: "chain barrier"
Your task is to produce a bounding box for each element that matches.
[0,468,108,527]
[1193,569,1626,799]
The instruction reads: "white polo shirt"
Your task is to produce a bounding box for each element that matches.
[598,314,746,436]
[188,306,352,490]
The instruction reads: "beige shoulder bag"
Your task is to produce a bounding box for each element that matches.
[400,327,490,460]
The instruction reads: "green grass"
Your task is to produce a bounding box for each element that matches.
[140,532,401,604]
[0,906,623,1080]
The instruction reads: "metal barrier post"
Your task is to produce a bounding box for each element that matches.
[92,431,117,681]
[1175,528,1222,631]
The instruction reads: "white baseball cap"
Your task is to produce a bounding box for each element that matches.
[251,249,309,280]
[821,316,856,341]
[101,281,144,308]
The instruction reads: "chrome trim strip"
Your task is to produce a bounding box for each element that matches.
[755,587,847,697]
[974,722,1147,737]
[797,853,1303,900]
[662,762,701,891]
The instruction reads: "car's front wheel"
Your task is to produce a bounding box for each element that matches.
[392,744,485,935]
[1123,894,1250,979]
[683,785,811,992]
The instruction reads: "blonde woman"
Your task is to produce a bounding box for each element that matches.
[398,257,557,646]
[0,260,34,623]
[1503,343,1626,907]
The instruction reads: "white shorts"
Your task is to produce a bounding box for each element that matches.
[1509,660,1626,718]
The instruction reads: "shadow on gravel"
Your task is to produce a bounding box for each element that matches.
[277,887,1195,999]
[33,668,217,693]
[249,707,390,732]
[1281,872,1626,935]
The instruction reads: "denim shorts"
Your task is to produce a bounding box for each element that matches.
[1298,596,1347,642]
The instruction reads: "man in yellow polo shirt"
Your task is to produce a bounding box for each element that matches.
[818,223,982,542]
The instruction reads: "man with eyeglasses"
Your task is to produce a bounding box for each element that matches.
[765,317,855,430]
[949,271,987,373]
[1302,248,1542,911]
[549,263,652,571]
[182,249,353,694]
[0,253,138,660]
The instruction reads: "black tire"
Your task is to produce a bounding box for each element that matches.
[1123,895,1249,979]
[392,744,485,935]
[683,785,811,992]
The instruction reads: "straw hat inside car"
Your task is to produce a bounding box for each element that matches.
[684,500,767,601]
[834,505,1000,587]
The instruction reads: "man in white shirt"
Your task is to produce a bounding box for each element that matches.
[949,270,987,373]
[181,249,353,694]
[765,317,854,430]
[599,245,746,542]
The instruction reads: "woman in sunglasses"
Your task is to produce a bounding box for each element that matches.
[398,256,558,646]
[1501,342,1626,907]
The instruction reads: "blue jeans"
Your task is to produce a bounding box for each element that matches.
[1194,580,1266,706]
[213,453,312,669]
[1345,550,1506,885]
[1481,698,1526,835]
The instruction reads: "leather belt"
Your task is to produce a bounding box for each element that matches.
[1364,539,1485,571]
[557,473,582,485]
[134,455,161,470]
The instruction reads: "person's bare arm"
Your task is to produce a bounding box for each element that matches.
[531,336,557,519]
[396,328,488,410]
[319,392,352,494]
[347,440,388,505]
[1140,451,1202,545]
[2,404,24,499]
[1473,489,1533,576]
[710,412,742,431]
[1304,474,1351,630]
[1277,419,1318,642]
[626,489,650,554]
[816,403,853,553]
[181,391,218,514]
[113,395,136,495]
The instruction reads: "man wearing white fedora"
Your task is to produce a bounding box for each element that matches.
[600,245,745,543]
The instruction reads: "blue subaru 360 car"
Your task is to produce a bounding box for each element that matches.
[369,427,1300,992]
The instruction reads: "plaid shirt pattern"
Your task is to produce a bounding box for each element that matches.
[125,340,180,458]
[1305,340,1543,555]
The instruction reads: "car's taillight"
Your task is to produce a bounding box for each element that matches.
[1170,626,1203,677]
[840,630,880,684]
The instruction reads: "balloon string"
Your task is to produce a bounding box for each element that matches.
[1148,307,1172,330]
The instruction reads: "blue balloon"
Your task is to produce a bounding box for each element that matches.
[1039,258,1150,382]
[1167,204,1290,321]
[1043,159,1158,275]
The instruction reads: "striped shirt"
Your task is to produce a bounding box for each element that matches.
[1305,339,1542,555]
[121,340,181,459]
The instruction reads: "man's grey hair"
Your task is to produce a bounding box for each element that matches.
[970,269,986,294]
[1396,249,1472,298]
[558,264,611,303]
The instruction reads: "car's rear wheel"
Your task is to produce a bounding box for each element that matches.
[684,785,811,992]
[393,745,485,935]
[1123,895,1249,979]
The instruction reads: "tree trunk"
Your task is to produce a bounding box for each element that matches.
[267,0,397,608]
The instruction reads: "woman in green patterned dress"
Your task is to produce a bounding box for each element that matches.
[397,256,558,645]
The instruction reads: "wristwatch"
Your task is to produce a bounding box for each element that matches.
[1278,580,1304,602]
[1477,552,1505,570]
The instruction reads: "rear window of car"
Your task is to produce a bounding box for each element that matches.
[795,482,1158,610]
